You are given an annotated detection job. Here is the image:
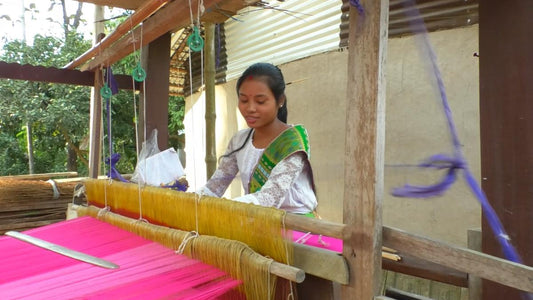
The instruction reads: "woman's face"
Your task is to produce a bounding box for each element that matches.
[238,78,280,129]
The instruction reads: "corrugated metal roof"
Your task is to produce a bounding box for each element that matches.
[170,0,479,95]
[224,0,343,80]
[340,0,479,46]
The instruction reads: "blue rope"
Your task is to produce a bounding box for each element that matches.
[349,0,364,15]
[391,0,526,272]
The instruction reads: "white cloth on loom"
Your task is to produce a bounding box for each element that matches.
[197,128,317,214]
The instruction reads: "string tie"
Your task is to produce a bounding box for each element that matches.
[176,231,199,254]
[97,206,111,218]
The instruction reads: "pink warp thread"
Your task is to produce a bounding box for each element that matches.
[0,216,241,299]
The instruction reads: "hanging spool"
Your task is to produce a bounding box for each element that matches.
[100,84,112,99]
[131,62,147,82]
[187,26,204,52]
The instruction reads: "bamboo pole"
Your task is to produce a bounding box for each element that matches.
[204,23,217,178]
[64,0,170,70]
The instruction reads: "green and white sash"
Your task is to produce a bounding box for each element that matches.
[249,125,310,193]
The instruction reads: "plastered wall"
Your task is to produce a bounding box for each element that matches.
[185,24,480,246]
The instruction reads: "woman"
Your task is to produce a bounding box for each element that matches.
[197,63,317,215]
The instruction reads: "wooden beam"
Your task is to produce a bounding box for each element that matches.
[342,1,389,299]
[65,0,170,70]
[382,226,533,293]
[83,0,238,71]
[0,172,78,180]
[0,61,139,90]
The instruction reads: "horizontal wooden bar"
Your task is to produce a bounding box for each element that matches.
[0,61,140,90]
[0,172,79,180]
[285,213,347,239]
[294,243,349,285]
[382,226,533,292]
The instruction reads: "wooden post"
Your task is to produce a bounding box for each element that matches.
[204,23,217,178]
[142,33,171,149]
[479,1,533,299]
[342,1,389,299]
[88,5,105,178]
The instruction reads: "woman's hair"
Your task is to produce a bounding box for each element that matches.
[236,62,288,123]
[220,63,287,160]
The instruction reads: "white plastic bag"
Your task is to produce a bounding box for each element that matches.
[130,129,185,186]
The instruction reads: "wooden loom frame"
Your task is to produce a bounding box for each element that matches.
[1,0,529,298]
[78,1,533,299]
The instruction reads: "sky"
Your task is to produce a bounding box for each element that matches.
[0,0,119,47]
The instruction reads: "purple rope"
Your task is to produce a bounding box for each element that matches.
[393,0,526,270]
[105,153,128,182]
[349,0,364,15]
[106,66,119,95]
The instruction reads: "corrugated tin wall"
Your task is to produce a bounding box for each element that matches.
[174,0,479,95]
[224,0,343,81]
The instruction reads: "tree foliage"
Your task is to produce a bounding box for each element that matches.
[0,6,186,177]
[0,33,92,175]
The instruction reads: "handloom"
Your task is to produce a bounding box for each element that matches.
[81,178,302,299]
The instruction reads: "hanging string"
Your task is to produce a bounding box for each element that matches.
[391,0,525,270]
[187,0,202,234]
[96,37,110,209]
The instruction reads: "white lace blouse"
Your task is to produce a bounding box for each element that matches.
[197,127,317,214]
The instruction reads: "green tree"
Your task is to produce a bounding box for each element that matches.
[0,7,187,177]
[0,33,92,175]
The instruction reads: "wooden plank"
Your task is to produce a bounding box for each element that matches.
[382,226,533,293]
[293,243,349,285]
[382,252,468,288]
[0,172,78,180]
[342,1,389,299]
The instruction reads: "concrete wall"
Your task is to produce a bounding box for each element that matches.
[184,24,480,246]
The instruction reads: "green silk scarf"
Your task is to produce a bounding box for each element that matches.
[249,125,310,193]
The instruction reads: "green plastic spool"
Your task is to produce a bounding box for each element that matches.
[132,62,147,82]
[187,26,204,52]
[100,84,112,99]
